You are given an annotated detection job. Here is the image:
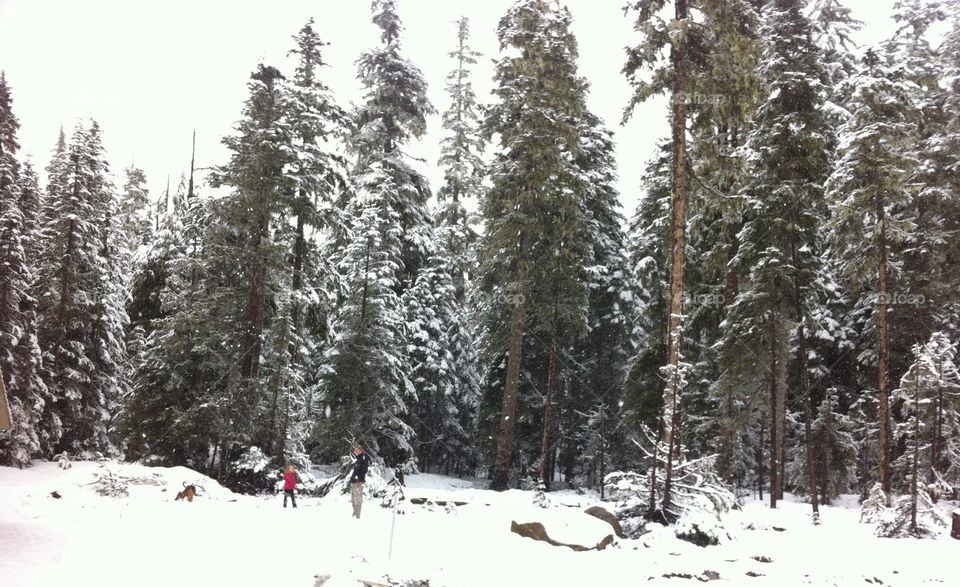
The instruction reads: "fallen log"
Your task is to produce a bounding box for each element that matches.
[510,520,614,552]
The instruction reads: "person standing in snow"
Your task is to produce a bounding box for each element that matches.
[283,464,298,508]
[350,446,369,518]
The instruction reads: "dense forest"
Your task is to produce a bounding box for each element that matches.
[1,0,959,537]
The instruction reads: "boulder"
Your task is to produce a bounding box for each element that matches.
[585,506,625,538]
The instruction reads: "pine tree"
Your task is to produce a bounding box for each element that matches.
[36,122,119,454]
[892,333,960,525]
[316,0,434,464]
[86,123,130,454]
[118,166,152,253]
[560,115,634,489]
[624,0,703,512]
[317,174,411,463]
[730,0,830,518]
[428,15,485,476]
[826,46,920,500]
[351,0,435,285]
[263,19,349,464]
[481,0,590,491]
[0,76,49,465]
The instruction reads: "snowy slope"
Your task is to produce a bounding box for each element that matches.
[1,462,955,586]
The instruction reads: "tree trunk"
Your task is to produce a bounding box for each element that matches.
[649,409,664,513]
[599,407,606,500]
[349,237,373,445]
[910,379,920,534]
[775,308,788,501]
[769,315,780,508]
[240,209,269,384]
[661,0,689,514]
[491,297,526,491]
[757,414,765,502]
[877,191,891,500]
[951,511,960,540]
[799,321,820,522]
[538,292,561,489]
[276,211,307,463]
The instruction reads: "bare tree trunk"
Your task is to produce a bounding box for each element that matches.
[910,378,920,534]
[757,414,765,502]
[240,209,269,384]
[799,320,820,522]
[649,410,664,513]
[775,310,788,501]
[349,237,373,446]
[538,291,561,489]
[877,192,891,501]
[491,297,526,491]
[769,319,779,509]
[661,0,689,514]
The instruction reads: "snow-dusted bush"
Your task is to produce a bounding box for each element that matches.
[91,469,130,497]
[604,453,734,539]
[56,452,71,470]
[860,483,946,538]
[675,497,733,546]
[533,481,551,508]
[227,446,274,494]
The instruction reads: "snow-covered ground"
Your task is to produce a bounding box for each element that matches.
[1,461,955,586]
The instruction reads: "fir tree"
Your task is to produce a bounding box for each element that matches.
[826,46,920,500]
[36,122,119,454]
[317,0,434,464]
[0,77,49,465]
[264,19,349,464]
[731,0,830,516]
[624,0,704,512]
[481,0,589,491]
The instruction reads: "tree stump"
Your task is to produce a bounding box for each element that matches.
[951,510,960,540]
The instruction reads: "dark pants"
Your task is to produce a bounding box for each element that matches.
[284,489,297,508]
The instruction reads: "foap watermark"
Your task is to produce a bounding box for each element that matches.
[684,292,727,309]
[473,290,526,306]
[868,292,926,306]
[672,91,727,106]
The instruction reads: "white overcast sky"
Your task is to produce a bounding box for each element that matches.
[0,0,906,215]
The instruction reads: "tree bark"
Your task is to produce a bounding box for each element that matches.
[661,0,689,514]
[775,311,788,501]
[877,191,891,500]
[538,297,560,489]
[757,414,765,502]
[240,209,269,384]
[910,376,920,534]
[349,236,373,446]
[799,321,820,522]
[491,297,526,491]
[769,334,778,509]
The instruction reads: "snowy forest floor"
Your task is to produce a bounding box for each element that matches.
[0,461,955,587]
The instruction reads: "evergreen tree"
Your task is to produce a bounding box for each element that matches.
[826,46,920,500]
[317,175,411,463]
[427,15,485,475]
[624,0,705,512]
[481,0,590,491]
[118,165,152,253]
[204,64,296,470]
[317,0,434,464]
[0,77,49,465]
[36,122,119,454]
[264,19,349,464]
[730,0,830,516]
